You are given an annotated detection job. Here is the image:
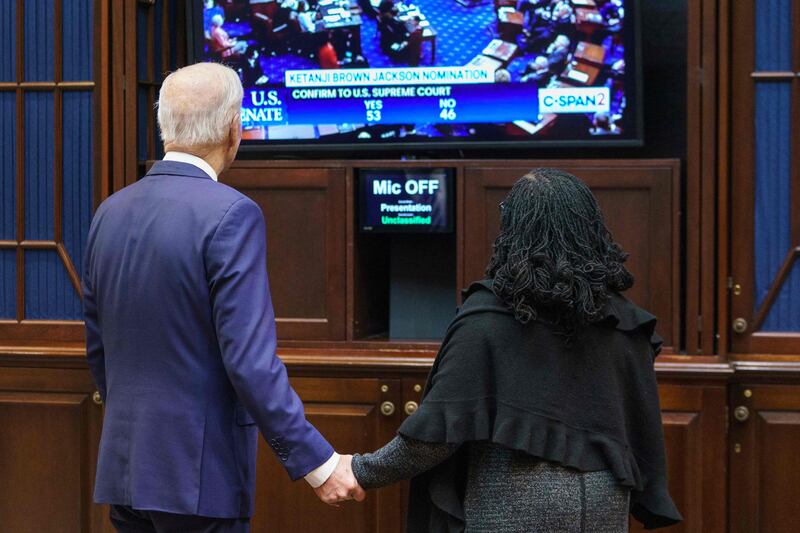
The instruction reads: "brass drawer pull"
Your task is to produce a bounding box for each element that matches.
[732,318,748,334]
[733,406,750,422]
[404,401,419,415]
[380,401,396,417]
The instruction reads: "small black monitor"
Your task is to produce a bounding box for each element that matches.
[359,168,454,233]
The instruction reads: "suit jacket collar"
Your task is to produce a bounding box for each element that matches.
[145,160,215,181]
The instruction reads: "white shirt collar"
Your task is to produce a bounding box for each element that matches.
[163,151,219,181]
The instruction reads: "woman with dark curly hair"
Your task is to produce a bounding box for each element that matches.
[350,168,682,532]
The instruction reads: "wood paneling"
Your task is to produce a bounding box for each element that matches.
[0,364,105,533]
[1,355,799,533]
[685,0,723,356]
[462,160,681,350]
[221,166,347,341]
[628,383,727,533]
[0,392,90,532]
[729,383,800,533]
[0,0,110,347]
[251,377,404,533]
[253,366,731,533]
[0,320,85,349]
[660,411,701,531]
[216,159,682,349]
[728,0,800,355]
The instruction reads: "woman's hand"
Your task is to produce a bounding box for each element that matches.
[313,454,366,506]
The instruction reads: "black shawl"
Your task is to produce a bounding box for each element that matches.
[399,280,682,531]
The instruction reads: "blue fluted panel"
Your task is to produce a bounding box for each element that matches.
[137,5,148,80]
[763,261,800,331]
[0,250,14,318]
[0,92,15,239]
[754,82,794,330]
[24,0,54,81]
[63,0,93,80]
[62,91,93,284]
[755,0,793,71]
[24,92,55,241]
[25,250,81,319]
[0,1,15,81]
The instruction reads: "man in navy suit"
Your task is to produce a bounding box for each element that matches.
[83,62,364,532]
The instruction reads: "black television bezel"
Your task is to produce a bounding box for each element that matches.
[357,167,455,234]
[186,0,644,153]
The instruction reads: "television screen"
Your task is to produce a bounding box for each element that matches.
[194,0,639,149]
[359,168,454,232]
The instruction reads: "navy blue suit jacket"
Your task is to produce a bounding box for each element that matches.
[83,161,333,518]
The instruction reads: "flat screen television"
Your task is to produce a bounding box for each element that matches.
[358,168,454,233]
[188,0,641,151]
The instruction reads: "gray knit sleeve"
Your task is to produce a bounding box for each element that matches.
[352,435,459,490]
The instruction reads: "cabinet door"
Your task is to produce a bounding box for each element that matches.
[463,161,680,350]
[728,0,800,354]
[629,382,727,533]
[222,166,347,341]
[729,384,800,533]
[251,377,404,533]
[0,366,107,533]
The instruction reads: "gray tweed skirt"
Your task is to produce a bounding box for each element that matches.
[463,442,630,532]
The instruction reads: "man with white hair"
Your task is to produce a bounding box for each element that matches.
[545,34,571,73]
[83,62,363,532]
[520,55,553,84]
[210,14,248,59]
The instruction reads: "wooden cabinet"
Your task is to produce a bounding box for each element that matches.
[221,166,347,341]
[630,380,728,532]
[2,358,800,533]
[220,159,681,351]
[728,0,800,355]
[251,376,405,533]
[729,382,800,533]
[462,160,680,350]
[249,371,429,533]
[0,365,107,533]
[247,365,729,533]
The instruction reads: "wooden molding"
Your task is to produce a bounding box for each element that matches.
[3,345,800,380]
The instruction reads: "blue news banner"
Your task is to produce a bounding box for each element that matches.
[240,83,540,127]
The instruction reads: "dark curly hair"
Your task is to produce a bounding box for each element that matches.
[486,168,634,333]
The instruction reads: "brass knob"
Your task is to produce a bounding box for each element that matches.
[92,391,103,406]
[732,318,748,334]
[733,405,750,422]
[380,401,396,417]
[413,384,422,393]
[404,401,419,415]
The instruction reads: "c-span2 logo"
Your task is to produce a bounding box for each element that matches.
[538,87,611,114]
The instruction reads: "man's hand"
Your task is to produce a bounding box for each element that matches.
[313,454,366,505]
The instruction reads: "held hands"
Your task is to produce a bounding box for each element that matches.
[314,454,366,506]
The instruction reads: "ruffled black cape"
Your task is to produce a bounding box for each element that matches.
[399,280,682,531]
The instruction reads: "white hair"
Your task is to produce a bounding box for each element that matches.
[211,14,224,27]
[494,69,510,82]
[157,62,243,148]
